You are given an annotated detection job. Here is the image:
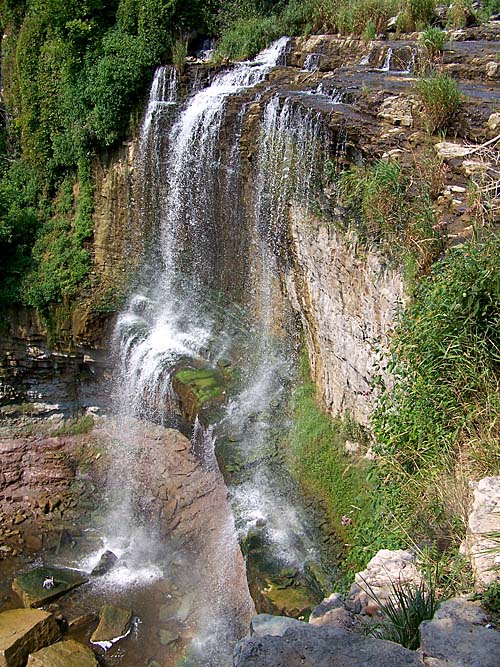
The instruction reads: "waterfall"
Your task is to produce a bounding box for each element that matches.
[104,38,294,666]
[303,53,321,71]
[224,94,327,567]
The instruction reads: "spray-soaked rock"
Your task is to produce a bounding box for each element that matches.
[12,567,88,608]
[90,550,118,577]
[233,624,425,666]
[27,639,98,667]
[90,605,132,649]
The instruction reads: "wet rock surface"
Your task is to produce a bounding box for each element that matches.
[12,567,88,608]
[233,624,425,666]
[90,605,132,648]
[26,639,98,667]
[0,609,60,667]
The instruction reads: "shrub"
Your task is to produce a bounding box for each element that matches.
[172,36,188,72]
[373,234,500,483]
[214,15,282,61]
[337,158,443,275]
[447,0,476,27]
[416,72,463,132]
[481,581,500,614]
[419,26,446,60]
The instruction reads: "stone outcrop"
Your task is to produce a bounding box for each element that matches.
[348,549,422,610]
[0,433,90,515]
[233,624,425,667]
[90,605,132,649]
[286,209,405,425]
[462,476,500,590]
[0,609,60,667]
[420,597,500,667]
[27,639,98,667]
[12,567,88,608]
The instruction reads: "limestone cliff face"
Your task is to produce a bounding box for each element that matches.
[0,143,139,413]
[285,208,404,426]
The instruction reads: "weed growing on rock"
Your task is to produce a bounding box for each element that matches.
[372,233,500,554]
[419,26,446,61]
[416,72,463,132]
[481,581,500,614]
[337,157,443,276]
[364,574,439,649]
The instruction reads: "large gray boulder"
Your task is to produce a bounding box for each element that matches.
[419,596,500,667]
[0,609,60,667]
[233,624,425,666]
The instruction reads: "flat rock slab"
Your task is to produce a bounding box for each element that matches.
[27,639,98,667]
[250,614,307,637]
[234,625,425,666]
[90,605,132,649]
[12,567,88,608]
[420,617,500,667]
[0,608,60,667]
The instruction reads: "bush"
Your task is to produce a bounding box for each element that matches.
[337,158,443,275]
[401,0,436,29]
[214,16,282,61]
[373,234,500,484]
[481,581,500,614]
[447,0,476,27]
[419,26,446,59]
[416,72,463,132]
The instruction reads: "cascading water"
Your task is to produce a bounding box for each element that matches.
[86,33,339,666]
[225,94,328,570]
[104,38,307,666]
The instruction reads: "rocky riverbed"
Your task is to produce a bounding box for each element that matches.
[0,414,254,666]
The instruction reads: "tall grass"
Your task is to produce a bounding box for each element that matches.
[337,158,443,276]
[364,575,440,649]
[416,72,463,132]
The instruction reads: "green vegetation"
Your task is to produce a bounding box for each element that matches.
[481,581,500,614]
[288,356,396,573]
[416,72,463,132]
[0,0,218,315]
[52,413,95,436]
[337,158,444,279]
[365,575,439,648]
[372,233,500,550]
[419,26,446,60]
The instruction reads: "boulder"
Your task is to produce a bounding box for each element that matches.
[309,592,344,621]
[27,639,98,667]
[250,614,307,637]
[308,607,358,631]
[90,550,118,577]
[12,567,88,608]
[347,549,421,613]
[420,598,500,667]
[0,608,60,667]
[462,476,500,590]
[90,605,132,649]
[233,624,425,666]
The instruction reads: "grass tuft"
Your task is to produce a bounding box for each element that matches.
[364,574,440,649]
[416,72,463,132]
